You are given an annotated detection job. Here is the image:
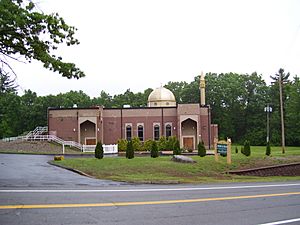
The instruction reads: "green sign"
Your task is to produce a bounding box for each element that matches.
[217,143,227,156]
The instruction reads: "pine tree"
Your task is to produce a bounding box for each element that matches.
[95,141,103,159]
[197,141,206,157]
[266,141,271,156]
[126,140,134,159]
[151,141,159,158]
[243,140,251,156]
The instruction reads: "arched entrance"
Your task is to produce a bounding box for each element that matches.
[181,118,197,150]
[80,120,96,145]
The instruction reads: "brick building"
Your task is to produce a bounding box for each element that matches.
[48,74,218,149]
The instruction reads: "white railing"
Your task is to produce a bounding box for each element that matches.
[1,126,118,154]
[82,144,118,154]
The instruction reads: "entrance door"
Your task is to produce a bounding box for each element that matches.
[86,138,96,145]
[183,137,194,150]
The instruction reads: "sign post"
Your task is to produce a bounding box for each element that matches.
[214,138,232,164]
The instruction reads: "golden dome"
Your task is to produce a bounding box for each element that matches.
[147,87,176,107]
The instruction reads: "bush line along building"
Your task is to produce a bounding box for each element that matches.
[48,73,218,149]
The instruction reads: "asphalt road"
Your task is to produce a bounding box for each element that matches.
[0,154,300,225]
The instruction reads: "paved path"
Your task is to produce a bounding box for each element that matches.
[0,154,124,188]
[0,154,300,225]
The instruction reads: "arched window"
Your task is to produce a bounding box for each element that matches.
[166,124,172,138]
[138,125,144,141]
[126,125,132,141]
[154,125,160,141]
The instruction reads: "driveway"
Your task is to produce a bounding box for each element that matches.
[0,154,124,188]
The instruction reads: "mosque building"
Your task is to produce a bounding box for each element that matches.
[48,73,218,150]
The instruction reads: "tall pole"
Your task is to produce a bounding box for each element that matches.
[266,103,270,143]
[279,76,285,154]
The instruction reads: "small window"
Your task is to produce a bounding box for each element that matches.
[166,124,172,138]
[154,125,160,141]
[138,125,144,141]
[126,125,132,141]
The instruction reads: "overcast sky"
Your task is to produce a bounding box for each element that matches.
[12,0,300,97]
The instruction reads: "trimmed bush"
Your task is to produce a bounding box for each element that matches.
[126,140,134,159]
[151,141,159,158]
[173,139,181,155]
[95,141,103,159]
[266,141,271,156]
[243,140,251,156]
[197,140,206,157]
[54,155,64,161]
[117,139,127,152]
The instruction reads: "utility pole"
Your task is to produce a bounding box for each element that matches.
[278,75,285,154]
[264,104,272,143]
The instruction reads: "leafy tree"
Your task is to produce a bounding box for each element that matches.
[150,141,159,158]
[95,141,103,159]
[126,140,134,159]
[0,0,84,79]
[197,140,206,157]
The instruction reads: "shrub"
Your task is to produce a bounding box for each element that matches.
[95,141,103,159]
[117,139,127,152]
[126,140,134,159]
[151,141,159,158]
[54,155,64,161]
[243,140,251,156]
[266,141,271,156]
[173,139,181,155]
[235,146,238,154]
[197,140,206,157]
[241,146,244,155]
[144,139,153,152]
[167,136,178,150]
[132,137,142,151]
[158,136,167,151]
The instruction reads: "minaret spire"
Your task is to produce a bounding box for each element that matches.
[199,71,206,106]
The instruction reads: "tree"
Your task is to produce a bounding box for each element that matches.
[126,140,134,159]
[243,140,251,156]
[197,141,206,157]
[0,69,17,94]
[266,141,271,156]
[150,141,159,158]
[95,141,103,159]
[0,0,85,79]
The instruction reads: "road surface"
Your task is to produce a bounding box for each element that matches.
[0,154,300,225]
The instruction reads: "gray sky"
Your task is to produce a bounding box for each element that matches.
[12,0,300,97]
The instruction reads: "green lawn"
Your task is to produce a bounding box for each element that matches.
[53,146,300,184]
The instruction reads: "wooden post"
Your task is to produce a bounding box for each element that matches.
[214,137,218,162]
[62,144,65,155]
[227,138,231,164]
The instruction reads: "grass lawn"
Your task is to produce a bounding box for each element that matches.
[53,146,300,184]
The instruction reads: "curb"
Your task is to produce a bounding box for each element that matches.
[48,161,95,179]
[228,162,300,175]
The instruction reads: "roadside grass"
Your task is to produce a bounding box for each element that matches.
[53,146,300,184]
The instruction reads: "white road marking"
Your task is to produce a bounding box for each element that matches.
[259,218,300,225]
[0,183,300,193]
